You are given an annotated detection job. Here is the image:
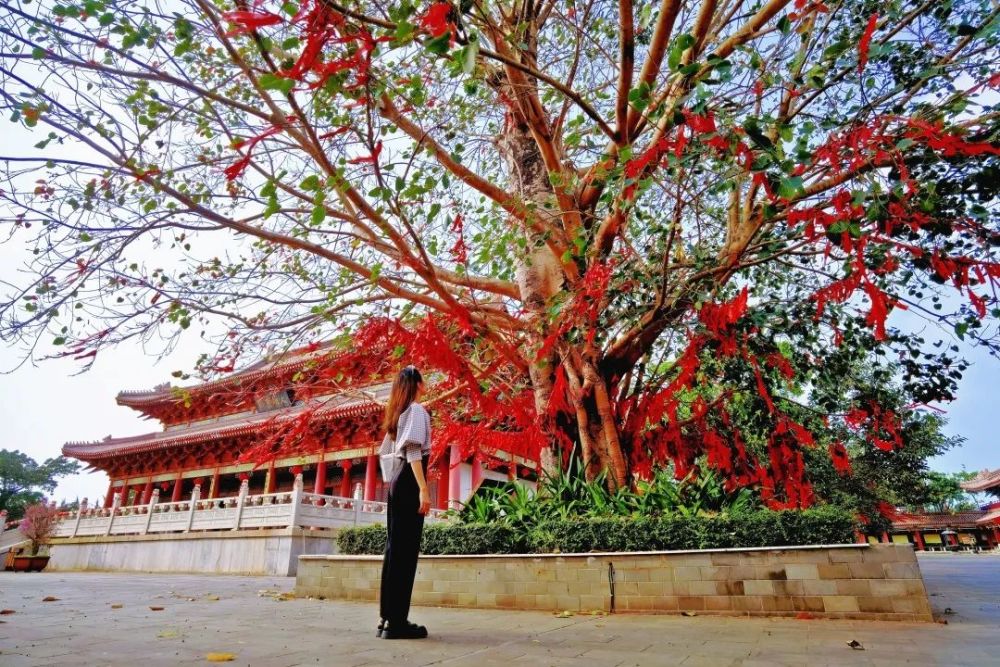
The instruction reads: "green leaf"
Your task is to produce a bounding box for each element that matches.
[53,336,66,346]
[259,72,295,95]
[300,174,321,191]
[678,62,700,77]
[393,20,416,43]
[460,34,479,74]
[425,32,451,55]
[627,82,651,111]
[777,176,804,200]
[31,46,46,59]
[98,12,115,26]
[954,322,968,340]
[311,204,326,225]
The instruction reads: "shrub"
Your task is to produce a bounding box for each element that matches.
[337,506,857,555]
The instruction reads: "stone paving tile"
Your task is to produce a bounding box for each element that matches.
[0,554,997,666]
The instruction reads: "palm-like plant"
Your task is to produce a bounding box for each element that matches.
[458,458,759,526]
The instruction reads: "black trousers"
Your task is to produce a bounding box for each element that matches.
[379,457,426,624]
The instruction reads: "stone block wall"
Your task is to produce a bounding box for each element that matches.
[49,527,338,576]
[296,544,933,621]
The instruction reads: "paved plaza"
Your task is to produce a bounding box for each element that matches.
[0,553,997,666]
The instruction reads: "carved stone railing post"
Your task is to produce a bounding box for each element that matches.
[0,509,8,532]
[231,479,249,531]
[69,497,88,538]
[288,473,304,529]
[142,489,160,535]
[353,483,363,526]
[104,492,122,536]
[184,484,201,532]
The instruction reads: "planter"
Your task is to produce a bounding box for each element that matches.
[297,543,934,622]
[5,552,50,572]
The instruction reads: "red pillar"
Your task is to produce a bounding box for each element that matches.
[171,473,184,503]
[131,484,143,505]
[448,445,462,509]
[104,482,117,508]
[881,531,890,543]
[265,460,276,494]
[209,468,220,500]
[364,455,377,501]
[913,531,926,551]
[339,460,353,498]
[471,455,484,495]
[140,479,154,505]
[314,458,328,495]
[436,456,449,509]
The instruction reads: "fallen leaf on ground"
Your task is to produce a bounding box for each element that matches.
[795,612,816,620]
[846,639,864,650]
[681,611,697,617]
[206,652,237,662]
[944,607,955,615]
[554,610,574,618]
[41,596,59,602]
[149,606,165,611]
[157,629,181,639]
[0,610,15,615]
[205,595,220,601]
[110,604,123,609]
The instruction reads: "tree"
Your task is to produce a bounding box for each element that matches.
[920,470,980,513]
[0,450,80,520]
[1,1,998,509]
[18,501,60,555]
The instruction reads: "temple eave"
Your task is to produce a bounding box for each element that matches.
[960,469,1000,492]
[62,400,381,461]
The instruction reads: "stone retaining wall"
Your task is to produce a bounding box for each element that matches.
[296,544,933,621]
[49,527,338,576]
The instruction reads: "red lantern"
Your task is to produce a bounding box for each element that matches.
[159,481,170,491]
[291,465,303,475]
[237,472,250,481]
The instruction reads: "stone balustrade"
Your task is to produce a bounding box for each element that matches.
[52,474,447,539]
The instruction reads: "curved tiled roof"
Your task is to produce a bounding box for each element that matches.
[64,383,390,460]
[115,343,344,406]
[891,511,989,530]
[960,468,1000,492]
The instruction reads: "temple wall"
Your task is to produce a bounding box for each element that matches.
[48,527,338,576]
[296,544,933,622]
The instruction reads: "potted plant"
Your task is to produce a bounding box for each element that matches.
[7,502,60,572]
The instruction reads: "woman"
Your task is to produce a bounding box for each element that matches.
[376,365,432,640]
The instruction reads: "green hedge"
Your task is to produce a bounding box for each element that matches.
[336,506,856,555]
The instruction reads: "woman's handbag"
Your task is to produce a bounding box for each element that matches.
[378,433,404,483]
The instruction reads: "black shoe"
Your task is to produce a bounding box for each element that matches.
[376,618,386,638]
[381,620,428,640]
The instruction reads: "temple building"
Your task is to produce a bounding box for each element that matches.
[63,345,536,514]
[869,469,1000,551]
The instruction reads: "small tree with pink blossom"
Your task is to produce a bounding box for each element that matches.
[18,502,60,556]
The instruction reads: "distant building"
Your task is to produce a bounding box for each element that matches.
[865,470,1000,551]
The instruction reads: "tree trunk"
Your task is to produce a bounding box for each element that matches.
[497,115,565,479]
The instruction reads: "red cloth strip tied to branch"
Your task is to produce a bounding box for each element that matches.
[221,9,284,36]
[224,120,291,181]
[858,14,878,73]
